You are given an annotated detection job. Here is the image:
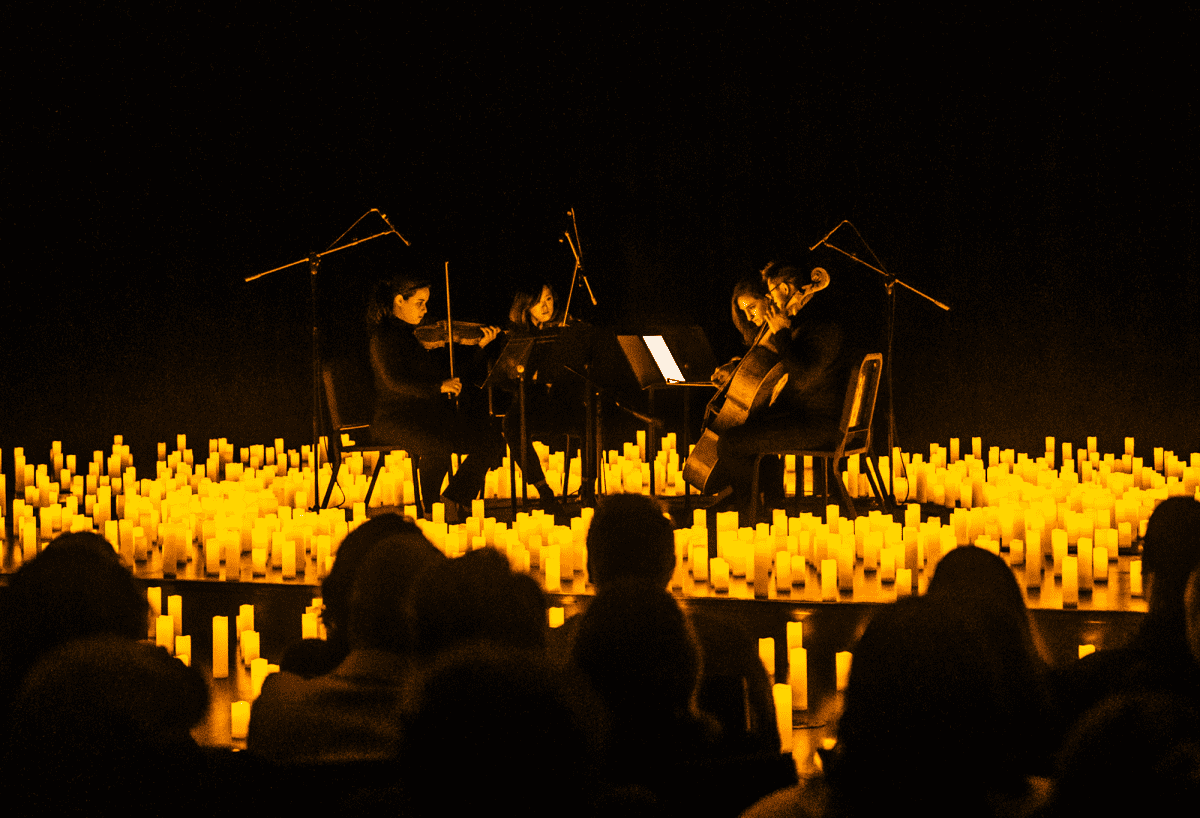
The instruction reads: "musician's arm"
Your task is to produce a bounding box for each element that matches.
[369,333,443,400]
[779,322,844,394]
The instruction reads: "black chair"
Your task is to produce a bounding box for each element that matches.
[747,352,884,521]
[321,359,422,514]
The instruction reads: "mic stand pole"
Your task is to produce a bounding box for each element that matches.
[247,211,407,512]
[811,221,950,509]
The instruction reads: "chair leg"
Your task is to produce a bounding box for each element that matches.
[748,453,765,525]
[322,458,341,510]
[362,458,384,509]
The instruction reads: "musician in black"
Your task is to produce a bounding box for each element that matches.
[502,282,580,515]
[367,274,506,518]
[712,263,846,521]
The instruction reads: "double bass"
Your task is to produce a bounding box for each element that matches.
[683,268,830,494]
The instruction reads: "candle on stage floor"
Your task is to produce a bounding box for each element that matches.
[836,651,853,691]
[1094,545,1109,582]
[821,559,838,601]
[879,547,896,582]
[174,635,191,666]
[147,586,162,618]
[773,684,793,753]
[548,607,565,628]
[301,611,319,640]
[759,638,776,680]
[1131,560,1143,596]
[710,558,730,592]
[775,551,792,592]
[155,615,174,652]
[787,621,803,650]
[213,616,229,679]
[790,647,808,710]
[691,545,708,581]
[1078,644,1096,659]
[1062,555,1079,607]
[250,657,270,698]
[168,594,183,636]
[896,567,912,596]
[1078,538,1093,591]
[231,701,250,740]
[241,630,260,664]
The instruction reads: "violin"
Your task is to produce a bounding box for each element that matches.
[413,320,503,347]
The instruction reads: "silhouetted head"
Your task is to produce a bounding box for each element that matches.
[1142,497,1200,625]
[410,547,548,657]
[585,493,676,590]
[322,514,419,645]
[345,526,447,654]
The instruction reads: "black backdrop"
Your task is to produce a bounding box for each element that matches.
[3,6,1195,476]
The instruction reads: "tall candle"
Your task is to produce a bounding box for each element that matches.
[174,635,191,666]
[212,616,229,679]
[896,567,913,596]
[241,630,260,664]
[790,647,808,710]
[773,684,793,753]
[167,594,183,636]
[836,651,853,691]
[759,638,775,679]
[710,558,730,592]
[1062,555,1079,607]
[231,701,250,740]
[821,559,838,601]
[787,621,803,650]
[775,551,792,592]
[155,614,174,652]
[1130,560,1143,596]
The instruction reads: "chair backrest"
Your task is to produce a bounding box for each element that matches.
[322,359,373,433]
[835,353,882,458]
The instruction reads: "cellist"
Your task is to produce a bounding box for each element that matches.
[709,262,845,520]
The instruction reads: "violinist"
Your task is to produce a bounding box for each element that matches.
[502,282,579,515]
[711,262,846,520]
[367,274,506,518]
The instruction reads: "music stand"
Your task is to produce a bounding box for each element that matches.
[615,327,718,505]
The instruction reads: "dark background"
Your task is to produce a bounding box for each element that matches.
[3,5,1196,476]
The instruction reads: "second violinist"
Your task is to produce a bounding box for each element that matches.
[502,282,582,515]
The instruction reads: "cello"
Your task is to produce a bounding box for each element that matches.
[683,267,830,494]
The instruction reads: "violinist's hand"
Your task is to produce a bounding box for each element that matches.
[477,326,501,348]
[440,378,462,396]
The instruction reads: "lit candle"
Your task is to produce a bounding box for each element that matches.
[231,701,250,740]
[836,651,853,691]
[174,635,191,666]
[691,545,708,581]
[821,559,838,601]
[759,638,775,679]
[1093,546,1109,582]
[786,621,803,650]
[710,558,730,592]
[789,647,808,710]
[548,607,565,628]
[241,630,260,664]
[896,567,913,596]
[1062,555,1079,607]
[168,594,183,637]
[212,616,229,679]
[775,551,792,592]
[1078,644,1096,659]
[773,684,793,753]
[301,611,319,640]
[155,614,174,652]
[1130,560,1143,596]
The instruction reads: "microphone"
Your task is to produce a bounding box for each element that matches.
[808,220,846,252]
[379,211,411,246]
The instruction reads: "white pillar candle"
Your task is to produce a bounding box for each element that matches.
[791,555,806,587]
[212,616,229,679]
[231,701,250,740]
[759,638,775,679]
[250,657,270,698]
[789,647,808,710]
[544,545,561,593]
[147,586,162,618]
[775,551,792,592]
[879,547,896,582]
[1131,559,1143,596]
[691,545,709,581]
[896,567,913,596]
[821,559,838,601]
[786,621,803,650]
[836,651,853,691]
[1078,538,1093,591]
[1062,555,1079,607]
[155,614,175,652]
[174,635,191,665]
[1026,539,1042,588]
[710,558,730,592]
[1094,546,1109,581]
[1009,538,1025,566]
[167,594,183,637]
[773,684,793,753]
[241,630,260,664]
[301,611,319,640]
[548,607,565,628]
[1078,644,1096,659]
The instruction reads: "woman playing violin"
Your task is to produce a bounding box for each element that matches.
[503,282,580,515]
[367,274,506,518]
